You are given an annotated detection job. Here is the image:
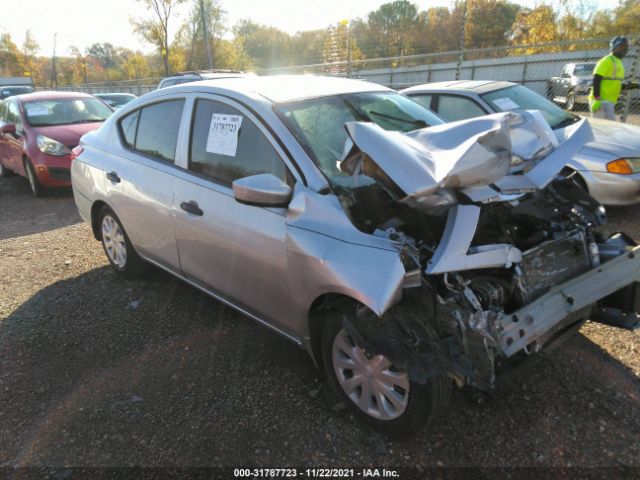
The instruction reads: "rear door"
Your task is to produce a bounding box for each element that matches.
[104,98,186,271]
[171,95,298,334]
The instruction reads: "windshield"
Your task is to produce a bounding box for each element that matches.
[481,85,578,129]
[574,64,595,77]
[1,86,34,99]
[23,98,113,127]
[277,91,444,183]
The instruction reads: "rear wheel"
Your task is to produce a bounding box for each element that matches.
[99,205,147,277]
[24,158,45,197]
[321,310,451,437]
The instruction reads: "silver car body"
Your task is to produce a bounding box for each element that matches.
[401,80,640,205]
[72,75,640,390]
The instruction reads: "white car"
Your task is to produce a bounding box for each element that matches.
[402,81,640,206]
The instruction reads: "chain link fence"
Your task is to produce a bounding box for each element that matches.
[54,36,640,123]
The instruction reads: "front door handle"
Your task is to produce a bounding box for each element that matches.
[180,200,203,216]
[106,171,121,183]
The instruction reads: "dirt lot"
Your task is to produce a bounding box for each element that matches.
[1,175,640,477]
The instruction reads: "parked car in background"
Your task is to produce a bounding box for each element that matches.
[0,91,113,196]
[157,70,248,89]
[94,92,137,110]
[548,62,596,111]
[0,85,35,100]
[72,75,640,435]
[402,80,640,206]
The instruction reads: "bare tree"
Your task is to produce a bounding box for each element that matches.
[132,0,186,75]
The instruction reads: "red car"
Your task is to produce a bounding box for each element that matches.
[0,91,113,196]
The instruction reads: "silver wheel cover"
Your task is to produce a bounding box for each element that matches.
[101,215,127,268]
[332,329,410,420]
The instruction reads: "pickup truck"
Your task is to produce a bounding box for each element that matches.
[548,62,595,111]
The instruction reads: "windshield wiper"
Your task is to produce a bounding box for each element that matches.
[368,110,428,129]
[70,119,105,124]
[552,115,580,129]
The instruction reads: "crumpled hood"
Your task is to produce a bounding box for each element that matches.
[341,111,594,210]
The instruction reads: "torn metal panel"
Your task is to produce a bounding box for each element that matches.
[341,114,513,199]
[495,117,594,193]
[341,111,593,208]
[496,244,640,357]
[425,204,522,275]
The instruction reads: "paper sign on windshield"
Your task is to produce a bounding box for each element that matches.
[25,106,49,116]
[492,97,520,111]
[206,114,243,157]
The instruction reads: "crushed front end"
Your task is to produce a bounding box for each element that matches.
[336,111,640,391]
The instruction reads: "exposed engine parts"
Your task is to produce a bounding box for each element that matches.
[341,177,640,391]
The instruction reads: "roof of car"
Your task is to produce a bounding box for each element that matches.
[11,90,95,102]
[173,74,391,103]
[94,92,137,97]
[402,80,516,94]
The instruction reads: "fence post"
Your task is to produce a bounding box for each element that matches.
[455,0,468,80]
[522,56,528,85]
[621,35,639,123]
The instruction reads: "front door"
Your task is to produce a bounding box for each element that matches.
[172,96,297,333]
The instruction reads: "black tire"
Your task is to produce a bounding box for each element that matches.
[0,160,14,177]
[98,205,147,278]
[321,310,451,437]
[24,158,45,197]
[565,90,576,111]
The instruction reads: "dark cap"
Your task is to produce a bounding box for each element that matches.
[610,36,628,50]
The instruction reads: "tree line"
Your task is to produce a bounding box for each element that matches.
[0,0,638,86]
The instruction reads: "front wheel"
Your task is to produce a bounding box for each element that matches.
[321,311,451,437]
[99,206,147,277]
[24,158,45,197]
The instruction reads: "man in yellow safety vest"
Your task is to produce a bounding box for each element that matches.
[589,36,639,121]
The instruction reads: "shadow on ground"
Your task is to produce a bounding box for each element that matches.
[0,175,80,241]
[1,265,639,469]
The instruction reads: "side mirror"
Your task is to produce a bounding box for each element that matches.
[233,173,292,208]
[0,123,16,134]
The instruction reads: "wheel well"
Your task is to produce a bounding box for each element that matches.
[90,201,108,240]
[560,167,588,193]
[307,293,360,371]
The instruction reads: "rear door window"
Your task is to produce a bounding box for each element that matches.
[436,95,487,122]
[130,100,184,163]
[409,94,433,111]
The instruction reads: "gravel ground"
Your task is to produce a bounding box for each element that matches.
[1,174,640,476]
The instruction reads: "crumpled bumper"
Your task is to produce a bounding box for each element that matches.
[494,245,640,357]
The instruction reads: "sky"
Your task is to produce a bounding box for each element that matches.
[0,0,622,57]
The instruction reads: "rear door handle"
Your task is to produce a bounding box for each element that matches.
[180,200,203,216]
[106,171,121,183]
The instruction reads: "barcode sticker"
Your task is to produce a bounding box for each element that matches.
[206,114,243,157]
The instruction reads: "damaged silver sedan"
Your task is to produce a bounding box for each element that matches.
[71,75,640,436]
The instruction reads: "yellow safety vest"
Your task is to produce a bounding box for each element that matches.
[589,54,625,103]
